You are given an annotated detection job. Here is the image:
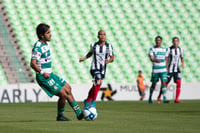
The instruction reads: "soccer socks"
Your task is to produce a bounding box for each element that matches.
[161,85,168,101]
[86,86,94,103]
[91,100,96,108]
[70,101,82,117]
[85,84,100,108]
[57,107,65,117]
[175,80,181,101]
[148,86,155,103]
[93,84,101,100]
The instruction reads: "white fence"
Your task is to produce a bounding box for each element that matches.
[0,82,200,103]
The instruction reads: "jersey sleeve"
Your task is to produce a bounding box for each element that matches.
[90,43,94,52]
[165,48,170,57]
[180,48,184,57]
[31,46,42,61]
[149,47,153,57]
[109,44,114,57]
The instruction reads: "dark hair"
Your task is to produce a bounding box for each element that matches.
[172,36,179,41]
[138,70,142,73]
[155,36,163,41]
[36,23,50,39]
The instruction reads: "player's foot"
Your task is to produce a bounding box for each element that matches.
[148,98,153,104]
[84,100,90,109]
[77,112,84,120]
[56,115,71,121]
[157,97,161,104]
[163,100,170,103]
[91,100,96,108]
[163,96,169,103]
[174,100,183,103]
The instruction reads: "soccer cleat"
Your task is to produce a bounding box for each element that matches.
[84,100,90,109]
[174,100,183,103]
[148,98,153,104]
[91,100,96,108]
[163,100,170,103]
[56,115,71,121]
[157,97,161,104]
[77,112,84,120]
[163,96,169,103]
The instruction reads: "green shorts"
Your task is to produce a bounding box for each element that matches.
[150,72,167,83]
[36,72,67,97]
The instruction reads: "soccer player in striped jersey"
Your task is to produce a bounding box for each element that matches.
[30,23,83,121]
[79,30,114,109]
[148,36,169,104]
[157,37,184,103]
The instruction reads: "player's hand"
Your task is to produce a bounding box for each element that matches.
[154,59,161,63]
[43,73,50,79]
[181,63,184,69]
[79,58,85,62]
[105,59,110,64]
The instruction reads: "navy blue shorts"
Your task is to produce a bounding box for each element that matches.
[90,70,105,81]
[167,72,181,83]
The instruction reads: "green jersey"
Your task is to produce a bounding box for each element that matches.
[31,41,52,73]
[149,46,168,73]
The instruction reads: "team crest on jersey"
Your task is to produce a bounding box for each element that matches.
[53,85,58,90]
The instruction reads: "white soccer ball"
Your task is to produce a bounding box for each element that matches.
[83,107,98,121]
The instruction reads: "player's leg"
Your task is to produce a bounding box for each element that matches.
[174,72,182,103]
[141,90,145,100]
[148,73,158,103]
[56,94,70,121]
[56,83,83,120]
[161,72,169,103]
[157,73,171,103]
[84,71,96,109]
[91,78,103,108]
[138,88,142,100]
[84,84,94,109]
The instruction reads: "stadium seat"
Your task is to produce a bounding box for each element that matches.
[1,0,199,84]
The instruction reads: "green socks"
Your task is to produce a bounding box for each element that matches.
[70,101,82,116]
[162,85,168,101]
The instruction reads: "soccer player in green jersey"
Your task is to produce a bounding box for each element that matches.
[148,36,169,104]
[30,23,83,121]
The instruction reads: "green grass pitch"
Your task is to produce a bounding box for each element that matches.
[0,100,200,133]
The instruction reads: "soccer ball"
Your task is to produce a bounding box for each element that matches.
[83,107,98,121]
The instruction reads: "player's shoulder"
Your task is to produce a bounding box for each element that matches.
[149,45,156,50]
[90,42,98,47]
[32,41,43,51]
[178,46,183,51]
[33,41,44,49]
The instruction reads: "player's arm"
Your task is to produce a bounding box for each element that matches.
[148,48,160,63]
[106,44,114,64]
[136,79,139,88]
[79,50,93,62]
[30,59,50,79]
[181,57,184,69]
[105,55,114,64]
[149,55,161,63]
[165,57,169,73]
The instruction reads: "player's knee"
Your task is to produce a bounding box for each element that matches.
[57,89,68,99]
[96,79,102,85]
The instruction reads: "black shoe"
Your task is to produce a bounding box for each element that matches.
[163,100,170,103]
[56,115,71,121]
[77,112,84,120]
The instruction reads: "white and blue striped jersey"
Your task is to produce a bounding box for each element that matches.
[90,42,114,73]
[166,46,184,73]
